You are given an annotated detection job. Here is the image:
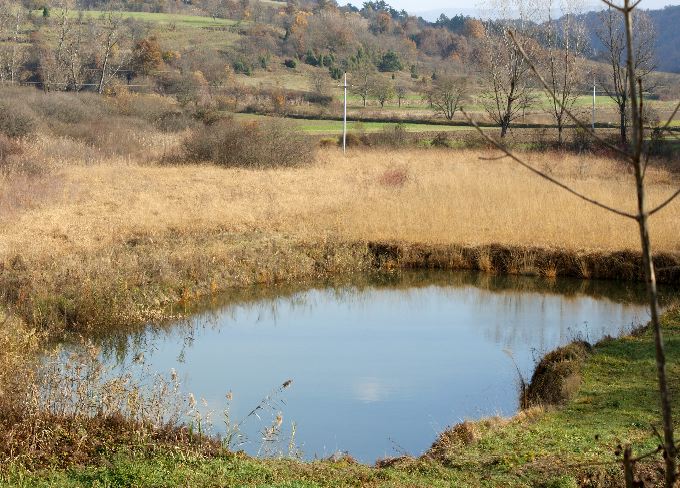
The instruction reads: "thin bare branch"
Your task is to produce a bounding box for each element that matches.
[601,0,626,12]
[661,100,680,132]
[649,188,680,217]
[479,155,510,161]
[507,30,632,161]
[461,109,637,220]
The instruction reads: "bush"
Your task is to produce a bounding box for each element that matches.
[370,124,409,147]
[182,117,316,168]
[284,59,297,69]
[233,61,252,75]
[431,132,450,147]
[0,134,23,172]
[329,66,343,80]
[31,93,92,124]
[0,101,36,138]
[571,125,593,153]
[155,111,197,132]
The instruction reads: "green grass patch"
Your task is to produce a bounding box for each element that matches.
[39,10,239,28]
[230,113,474,134]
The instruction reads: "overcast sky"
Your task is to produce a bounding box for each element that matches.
[348,0,680,18]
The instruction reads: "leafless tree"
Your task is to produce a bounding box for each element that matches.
[463,1,678,485]
[371,77,394,108]
[395,84,408,108]
[0,2,27,85]
[479,0,540,138]
[596,5,656,144]
[350,57,376,107]
[539,0,587,146]
[428,75,467,120]
[307,69,330,96]
[94,11,134,94]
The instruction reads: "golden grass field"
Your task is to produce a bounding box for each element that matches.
[2,139,680,260]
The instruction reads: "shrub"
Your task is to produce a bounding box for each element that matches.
[340,132,370,147]
[370,124,408,147]
[155,111,196,132]
[31,93,92,124]
[0,101,36,138]
[284,59,297,69]
[431,132,450,147]
[233,61,252,75]
[0,134,23,171]
[571,125,593,153]
[182,117,316,168]
[329,66,343,80]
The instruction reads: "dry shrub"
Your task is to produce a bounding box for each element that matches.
[431,132,451,148]
[525,341,592,407]
[427,419,496,462]
[0,99,36,138]
[30,92,95,124]
[341,132,369,147]
[0,135,22,166]
[182,117,316,168]
[369,124,409,147]
[378,165,409,187]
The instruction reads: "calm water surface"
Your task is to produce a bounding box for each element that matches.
[99,271,664,462]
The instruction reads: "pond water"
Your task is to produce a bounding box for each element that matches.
[97,271,666,462]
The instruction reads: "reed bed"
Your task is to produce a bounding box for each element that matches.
[2,145,679,258]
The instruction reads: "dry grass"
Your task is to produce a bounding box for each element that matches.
[0,142,678,335]
[2,145,679,261]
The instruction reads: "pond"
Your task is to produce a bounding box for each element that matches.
[96,271,667,463]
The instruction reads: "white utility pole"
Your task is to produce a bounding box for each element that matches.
[343,72,348,154]
[592,75,596,131]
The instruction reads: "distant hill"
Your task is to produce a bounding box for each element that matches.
[578,5,680,73]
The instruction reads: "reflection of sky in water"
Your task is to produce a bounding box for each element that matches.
[109,277,652,463]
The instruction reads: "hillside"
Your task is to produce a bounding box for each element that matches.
[579,4,680,74]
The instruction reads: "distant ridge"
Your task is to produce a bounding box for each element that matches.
[579,4,680,73]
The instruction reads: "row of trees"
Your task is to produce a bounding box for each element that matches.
[477,0,656,144]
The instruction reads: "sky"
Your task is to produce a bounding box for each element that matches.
[350,0,680,19]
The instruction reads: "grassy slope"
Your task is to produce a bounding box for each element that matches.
[50,9,238,27]
[5,309,679,487]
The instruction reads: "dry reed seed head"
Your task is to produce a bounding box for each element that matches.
[275,413,283,428]
[188,393,197,409]
[226,391,233,401]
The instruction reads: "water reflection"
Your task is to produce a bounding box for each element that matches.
[86,270,674,462]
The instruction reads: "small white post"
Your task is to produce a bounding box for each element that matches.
[343,72,347,154]
[592,75,596,131]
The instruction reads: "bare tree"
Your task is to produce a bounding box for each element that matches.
[0,2,27,85]
[371,77,394,108]
[94,11,134,94]
[464,1,679,485]
[479,0,539,138]
[307,69,330,96]
[428,75,467,120]
[596,5,656,144]
[395,83,408,108]
[539,0,587,146]
[350,57,376,108]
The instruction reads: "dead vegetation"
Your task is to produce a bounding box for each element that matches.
[0,145,679,338]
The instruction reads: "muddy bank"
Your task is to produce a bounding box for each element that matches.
[2,234,679,337]
[368,242,680,284]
